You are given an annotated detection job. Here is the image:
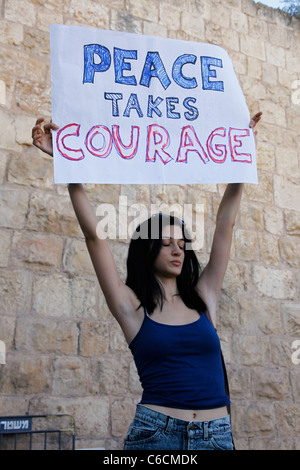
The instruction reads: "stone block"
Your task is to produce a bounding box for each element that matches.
[159,3,181,30]
[222,261,249,297]
[8,149,54,189]
[33,273,73,318]
[126,0,159,22]
[0,269,32,315]
[265,43,286,67]
[111,398,137,437]
[279,237,300,268]
[15,317,79,355]
[239,203,264,232]
[285,210,300,236]
[258,233,280,265]
[252,368,290,400]
[52,357,87,395]
[12,231,63,269]
[0,315,16,351]
[231,402,275,436]
[231,9,248,34]
[62,238,95,275]
[0,20,24,46]
[71,276,99,319]
[235,229,259,261]
[0,110,18,152]
[90,354,129,395]
[15,80,51,116]
[0,230,11,267]
[0,355,52,394]
[228,365,251,399]
[276,404,300,434]
[79,321,109,356]
[240,35,266,60]
[270,337,296,367]
[69,0,109,27]
[27,191,79,236]
[0,186,29,229]
[239,297,282,335]
[29,395,110,438]
[274,175,300,212]
[23,28,50,57]
[253,265,295,299]
[36,8,64,32]
[4,0,36,27]
[263,206,284,236]
[110,9,142,33]
[232,334,269,366]
[244,171,273,204]
[282,302,300,336]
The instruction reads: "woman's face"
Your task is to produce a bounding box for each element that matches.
[153,224,185,278]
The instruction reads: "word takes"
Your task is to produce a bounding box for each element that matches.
[104,93,201,121]
[83,45,224,92]
[56,123,252,165]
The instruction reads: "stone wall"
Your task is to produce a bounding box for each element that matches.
[0,0,299,450]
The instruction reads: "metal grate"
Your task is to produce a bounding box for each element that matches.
[0,414,75,450]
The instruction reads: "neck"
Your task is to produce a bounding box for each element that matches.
[156,275,179,303]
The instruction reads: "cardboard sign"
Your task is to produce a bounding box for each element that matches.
[50,25,257,184]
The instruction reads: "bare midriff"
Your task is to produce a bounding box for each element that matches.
[142,404,228,422]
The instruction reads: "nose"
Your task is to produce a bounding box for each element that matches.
[172,242,182,255]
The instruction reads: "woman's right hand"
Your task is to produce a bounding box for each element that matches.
[32,117,59,157]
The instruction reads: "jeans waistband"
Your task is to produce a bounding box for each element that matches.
[135,404,231,433]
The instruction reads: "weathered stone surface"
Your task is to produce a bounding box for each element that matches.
[15,317,79,355]
[231,402,275,436]
[111,399,137,437]
[0,270,32,315]
[0,187,29,229]
[27,191,80,236]
[232,334,269,366]
[0,0,299,451]
[239,297,282,335]
[0,230,11,267]
[90,354,129,395]
[79,321,110,356]
[12,231,64,269]
[0,355,52,394]
[29,395,110,437]
[52,357,87,395]
[253,265,295,299]
[252,368,290,400]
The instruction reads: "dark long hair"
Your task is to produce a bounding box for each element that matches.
[125,213,206,315]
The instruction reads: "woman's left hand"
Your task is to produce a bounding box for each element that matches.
[250,112,262,138]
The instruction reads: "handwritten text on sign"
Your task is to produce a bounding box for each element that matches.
[50,25,257,184]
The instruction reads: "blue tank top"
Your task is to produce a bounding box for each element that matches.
[129,311,230,410]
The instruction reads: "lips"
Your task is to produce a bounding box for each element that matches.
[171,260,181,266]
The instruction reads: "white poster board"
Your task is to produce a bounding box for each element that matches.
[50,25,257,184]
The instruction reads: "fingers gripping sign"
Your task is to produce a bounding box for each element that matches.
[32,117,59,157]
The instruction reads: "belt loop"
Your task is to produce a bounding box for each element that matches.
[203,421,209,441]
[165,416,174,434]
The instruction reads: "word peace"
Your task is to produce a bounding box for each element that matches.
[83,44,224,92]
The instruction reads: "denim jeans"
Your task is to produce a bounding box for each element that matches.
[123,404,234,450]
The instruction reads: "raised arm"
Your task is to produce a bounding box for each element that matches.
[197,112,262,325]
[32,118,141,336]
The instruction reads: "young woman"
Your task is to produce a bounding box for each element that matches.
[32,112,262,450]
